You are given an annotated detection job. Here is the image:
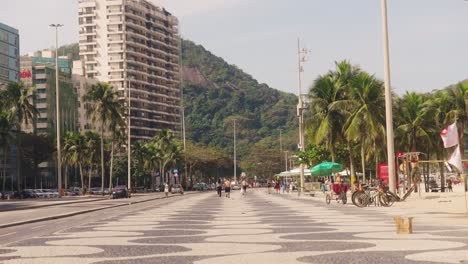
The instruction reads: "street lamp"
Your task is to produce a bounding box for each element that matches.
[380,0,396,193]
[127,79,131,193]
[50,23,63,197]
[297,38,309,196]
[233,119,237,183]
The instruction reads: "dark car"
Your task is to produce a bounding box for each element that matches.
[20,189,38,199]
[192,183,208,191]
[111,185,130,199]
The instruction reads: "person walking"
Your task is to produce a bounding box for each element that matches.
[267,181,272,194]
[447,179,453,192]
[216,179,223,197]
[241,179,248,196]
[224,179,231,198]
[164,182,169,198]
[274,181,280,194]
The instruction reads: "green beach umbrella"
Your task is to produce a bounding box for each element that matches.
[311,162,343,177]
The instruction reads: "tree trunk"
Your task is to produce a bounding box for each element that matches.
[88,165,93,192]
[65,165,68,192]
[348,141,355,183]
[16,124,21,192]
[2,148,7,193]
[109,139,114,191]
[361,139,365,183]
[330,144,335,163]
[79,163,84,194]
[100,125,105,195]
[460,121,466,191]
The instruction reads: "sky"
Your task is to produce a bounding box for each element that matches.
[1,0,467,95]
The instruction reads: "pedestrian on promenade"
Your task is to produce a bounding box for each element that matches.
[274,181,280,194]
[224,179,231,198]
[216,179,222,197]
[164,182,169,198]
[267,181,271,194]
[241,179,248,196]
[447,179,453,192]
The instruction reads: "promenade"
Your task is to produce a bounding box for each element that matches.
[0,189,468,263]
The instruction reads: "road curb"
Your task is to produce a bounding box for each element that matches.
[0,192,197,229]
[0,197,108,212]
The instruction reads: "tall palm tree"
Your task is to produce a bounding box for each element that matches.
[84,131,100,193]
[395,92,432,152]
[0,110,15,192]
[422,90,452,192]
[83,82,122,194]
[1,81,38,191]
[108,103,125,191]
[334,72,385,182]
[445,83,468,159]
[307,74,344,162]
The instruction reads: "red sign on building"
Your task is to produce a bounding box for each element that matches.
[20,70,31,79]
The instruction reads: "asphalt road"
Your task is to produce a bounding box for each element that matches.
[1,189,468,263]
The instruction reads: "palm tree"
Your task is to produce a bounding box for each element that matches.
[83,82,122,194]
[108,104,126,191]
[84,131,100,193]
[334,72,385,182]
[1,81,38,191]
[395,92,432,152]
[0,110,15,192]
[445,83,468,159]
[307,74,344,162]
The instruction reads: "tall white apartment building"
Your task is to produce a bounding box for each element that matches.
[78,0,181,141]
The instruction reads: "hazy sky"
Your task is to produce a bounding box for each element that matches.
[1,0,467,95]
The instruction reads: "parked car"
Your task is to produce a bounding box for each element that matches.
[20,189,38,199]
[231,184,241,190]
[192,183,208,191]
[111,185,130,199]
[171,184,183,194]
[67,187,81,196]
[33,189,48,198]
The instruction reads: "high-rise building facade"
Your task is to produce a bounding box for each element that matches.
[20,54,79,186]
[78,0,181,141]
[0,22,19,85]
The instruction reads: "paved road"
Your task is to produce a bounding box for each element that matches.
[0,193,184,228]
[1,189,468,263]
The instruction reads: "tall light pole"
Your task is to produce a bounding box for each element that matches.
[279,129,283,169]
[127,79,131,193]
[50,24,63,197]
[233,119,237,183]
[297,38,308,196]
[381,0,396,192]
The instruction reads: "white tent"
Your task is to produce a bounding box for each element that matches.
[277,167,311,177]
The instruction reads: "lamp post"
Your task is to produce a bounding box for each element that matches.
[297,38,309,196]
[127,79,131,193]
[50,24,63,197]
[233,119,237,183]
[381,0,396,193]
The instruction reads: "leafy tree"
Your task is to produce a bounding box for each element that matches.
[0,110,14,192]
[83,82,122,194]
[1,81,38,191]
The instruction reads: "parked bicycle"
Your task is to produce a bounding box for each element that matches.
[352,182,416,207]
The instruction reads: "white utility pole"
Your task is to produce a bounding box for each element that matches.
[381,0,396,192]
[297,38,308,196]
[233,119,237,183]
[279,129,283,168]
[127,79,131,193]
[50,24,63,197]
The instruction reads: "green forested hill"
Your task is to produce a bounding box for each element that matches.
[181,40,298,157]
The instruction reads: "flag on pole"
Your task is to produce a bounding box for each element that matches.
[448,145,463,173]
[440,122,459,148]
